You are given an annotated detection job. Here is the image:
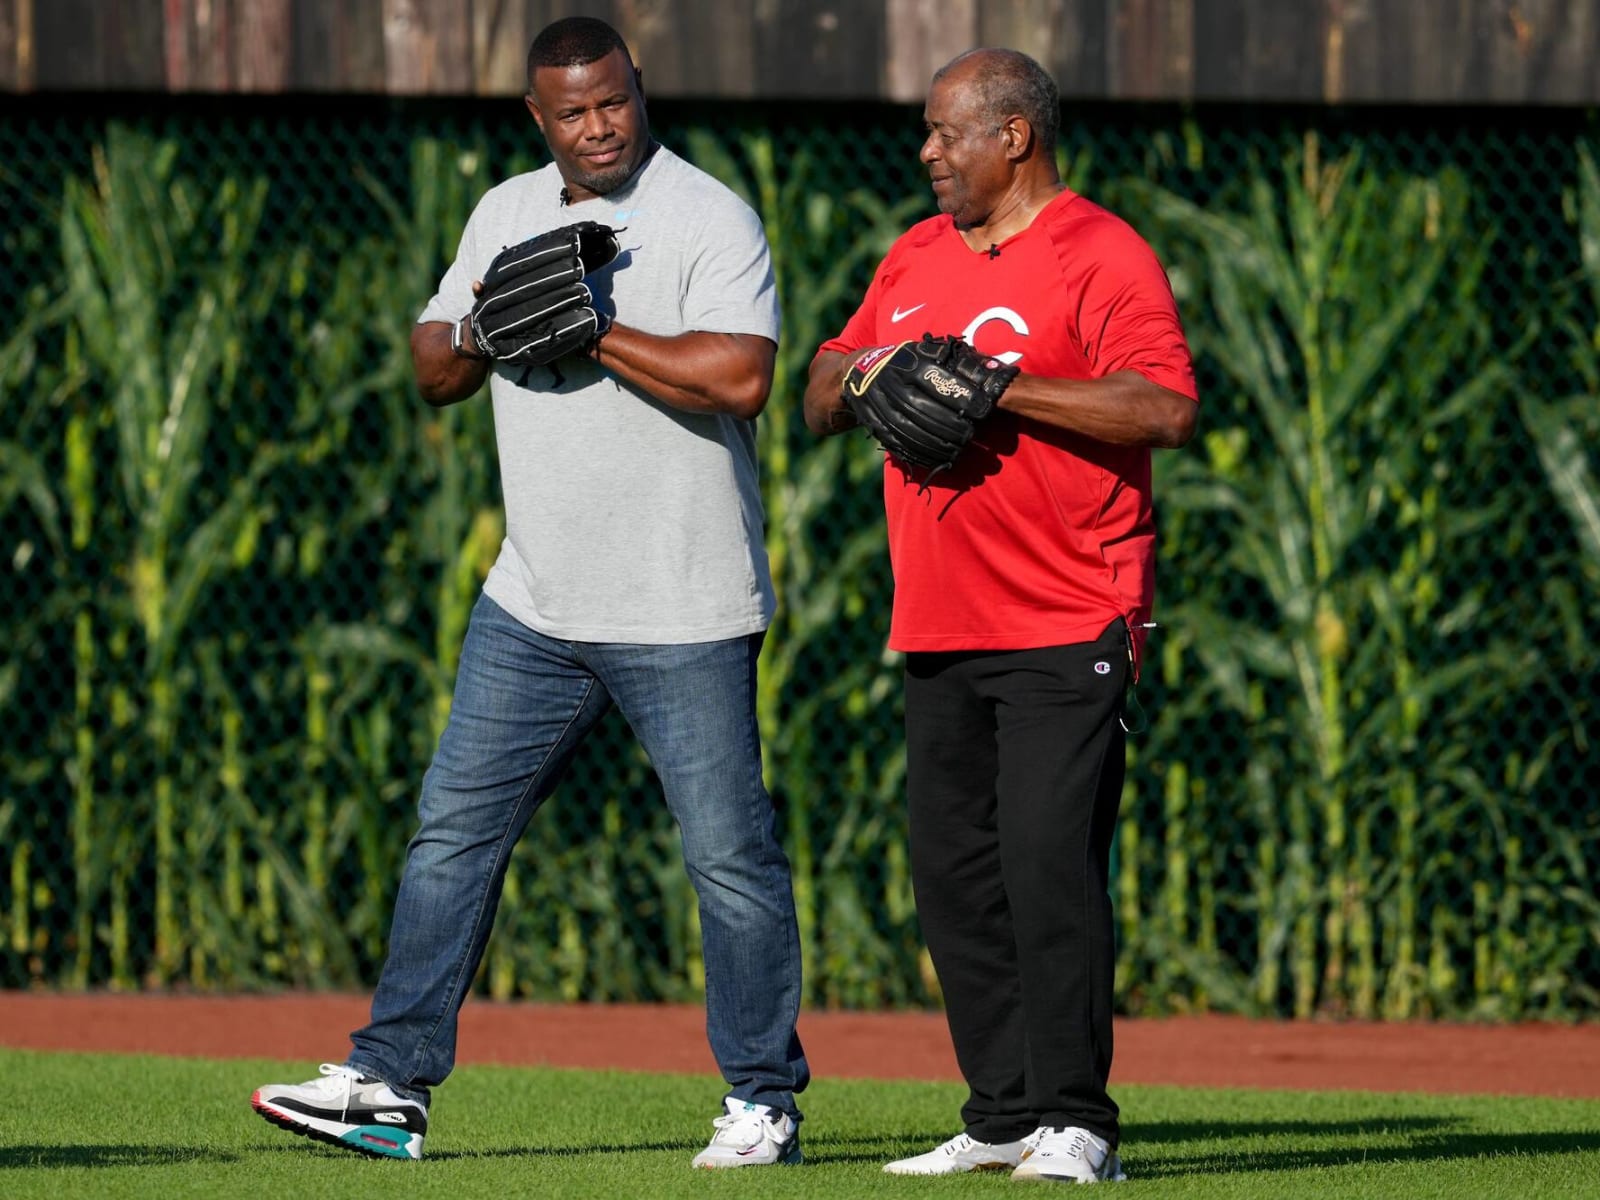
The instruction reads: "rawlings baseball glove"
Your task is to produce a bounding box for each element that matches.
[842,334,1019,473]
[467,221,621,364]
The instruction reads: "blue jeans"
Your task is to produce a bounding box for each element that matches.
[348,593,808,1115]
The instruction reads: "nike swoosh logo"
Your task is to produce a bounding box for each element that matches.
[890,303,926,322]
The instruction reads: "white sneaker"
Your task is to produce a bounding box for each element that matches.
[882,1131,1030,1175]
[251,1063,427,1160]
[691,1097,802,1168]
[1012,1126,1125,1183]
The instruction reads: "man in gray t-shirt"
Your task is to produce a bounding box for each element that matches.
[251,16,807,1170]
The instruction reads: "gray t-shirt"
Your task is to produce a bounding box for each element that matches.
[419,147,779,643]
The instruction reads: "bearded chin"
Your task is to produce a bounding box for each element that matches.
[573,159,636,197]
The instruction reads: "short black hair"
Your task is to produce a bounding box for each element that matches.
[527,16,632,79]
[933,48,1060,153]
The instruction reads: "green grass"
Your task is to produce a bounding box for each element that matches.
[3,1049,1600,1197]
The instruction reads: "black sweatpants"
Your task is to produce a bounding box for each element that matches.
[904,619,1128,1147]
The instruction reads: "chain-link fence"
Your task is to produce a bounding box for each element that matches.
[2,96,1596,1018]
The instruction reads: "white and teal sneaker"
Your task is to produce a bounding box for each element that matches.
[251,1063,427,1160]
[691,1097,802,1168]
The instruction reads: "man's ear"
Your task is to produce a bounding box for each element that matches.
[524,92,544,133]
[634,65,647,106]
[1002,114,1034,162]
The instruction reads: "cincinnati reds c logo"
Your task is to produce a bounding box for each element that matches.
[960,307,1028,365]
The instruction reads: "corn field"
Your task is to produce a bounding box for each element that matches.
[0,101,1595,1018]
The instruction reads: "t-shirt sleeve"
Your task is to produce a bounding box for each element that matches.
[816,249,893,358]
[681,198,780,342]
[1076,223,1198,401]
[416,203,485,327]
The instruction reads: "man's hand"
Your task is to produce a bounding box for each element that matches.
[841,334,1017,473]
[466,221,620,364]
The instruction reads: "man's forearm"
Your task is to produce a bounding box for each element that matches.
[802,349,863,436]
[412,319,490,407]
[999,370,1197,448]
[591,326,773,420]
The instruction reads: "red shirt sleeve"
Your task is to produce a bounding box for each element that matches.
[816,247,896,358]
[1072,221,1198,401]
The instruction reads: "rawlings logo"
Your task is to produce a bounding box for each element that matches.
[854,344,901,373]
[921,367,971,400]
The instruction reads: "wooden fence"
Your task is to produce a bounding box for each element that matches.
[3,0,1598,103]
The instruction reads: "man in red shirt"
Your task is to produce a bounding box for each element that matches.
[805,47,1198,1184]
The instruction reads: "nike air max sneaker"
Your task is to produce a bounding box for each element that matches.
[1012,1125,1126,1183]
[691,1097,802,1167]
[251,1063,427,1159]
[882,1131,1031,1175]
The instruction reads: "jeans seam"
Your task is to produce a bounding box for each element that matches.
[402,668,602,1086]
[748,703,805,1107]
[692,640,804,1109]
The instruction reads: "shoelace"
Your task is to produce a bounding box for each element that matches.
[942,1134,978,1156]
[1024,1127,1091,1160]
[710,1107,776,1146]
[312,1062,363,1118]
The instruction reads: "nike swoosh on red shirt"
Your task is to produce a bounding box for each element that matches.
[890,303,926,322]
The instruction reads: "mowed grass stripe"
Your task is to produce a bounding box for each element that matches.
[2,1049,1600,1198]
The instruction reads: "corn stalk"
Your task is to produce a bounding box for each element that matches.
[1134,134,1519,1015]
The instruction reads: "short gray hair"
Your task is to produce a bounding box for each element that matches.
[933,49,1060,152]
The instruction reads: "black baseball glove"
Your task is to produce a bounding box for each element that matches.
[842,334,1018,473]
[467,221,621,364]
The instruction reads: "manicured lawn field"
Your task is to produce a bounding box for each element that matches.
[4,1048,1599,1198]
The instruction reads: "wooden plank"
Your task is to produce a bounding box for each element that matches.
[471,0,528,96]
[1484,0,1600,104]
[1110,0,1194,99]
[290,0,385,91]
[751,0,887,99]
[35,0,163,88]
[1320,0,1365,104]
[1250,0,1323,100]
[382,0,472,93]
[164,0,230,91]
[884,0,978,103]
[0,0,31,91]
[235,0,292,91]
[1324,0,1401,102]
[1392,2,1483,104]
[33,0,109,87]
[104,0,165,88]
[977,0,1106,100]
[1330,0,1600,104]
[627,0,756,98]
[1192,0,1322,101]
